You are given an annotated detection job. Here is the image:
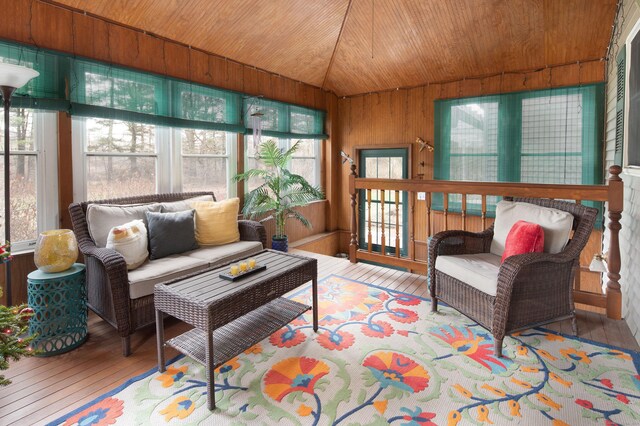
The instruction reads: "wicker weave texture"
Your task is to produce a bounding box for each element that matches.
[429,198,598,356]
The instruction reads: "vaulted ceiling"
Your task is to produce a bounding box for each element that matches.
[51,0,617,96]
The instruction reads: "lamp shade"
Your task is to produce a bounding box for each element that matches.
[0,63,39,89]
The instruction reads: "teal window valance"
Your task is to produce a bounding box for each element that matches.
[244,97,327,139]
[0,40,326,137]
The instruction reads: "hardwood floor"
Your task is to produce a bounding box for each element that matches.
[1,250,638,425]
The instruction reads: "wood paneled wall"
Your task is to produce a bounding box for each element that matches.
[337,61,607,309]
[336,60,606,232]
[0,0,332,111]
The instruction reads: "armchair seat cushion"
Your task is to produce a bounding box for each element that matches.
[128,255,209,299]
[186,240,263,266]
[435,253,501,296]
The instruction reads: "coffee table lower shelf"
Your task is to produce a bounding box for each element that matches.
[165,297,310,368]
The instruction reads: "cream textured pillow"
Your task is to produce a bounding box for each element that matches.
[490,201,574,256]
[105,220,149,270]
[191,198,240,246]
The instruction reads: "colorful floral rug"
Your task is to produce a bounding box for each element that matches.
[50,275,640,425]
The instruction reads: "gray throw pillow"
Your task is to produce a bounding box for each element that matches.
[145,210,198,260]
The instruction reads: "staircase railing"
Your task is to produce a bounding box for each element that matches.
[348,164,624,320]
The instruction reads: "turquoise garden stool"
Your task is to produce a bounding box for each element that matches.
[27,263,87,356]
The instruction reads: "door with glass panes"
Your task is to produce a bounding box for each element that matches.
[358,148,409,256]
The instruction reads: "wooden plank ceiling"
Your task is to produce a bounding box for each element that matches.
[50,0,617,96]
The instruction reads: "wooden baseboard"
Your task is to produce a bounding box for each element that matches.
[290,231,341,256]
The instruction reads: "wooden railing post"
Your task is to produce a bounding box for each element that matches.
[606,165,623,320]
[349,164,358,263]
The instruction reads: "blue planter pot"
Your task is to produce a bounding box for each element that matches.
[271,236,288,252]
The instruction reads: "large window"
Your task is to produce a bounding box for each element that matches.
[0,109,58,251]
[73,117,236,200]
[435,84,604,213]
[244,137,320,193]
[178,129,235,199]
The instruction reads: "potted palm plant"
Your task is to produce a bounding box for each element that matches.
[233,140,323,252]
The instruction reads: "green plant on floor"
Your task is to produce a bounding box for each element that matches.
[0,281,36,386]
[233,139,324,238]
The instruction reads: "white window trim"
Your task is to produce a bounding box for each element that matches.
[244,137,322,194]
[174,129,236,198]
[11,111,58,252]
[624,17,640,177]
[73,117,237,201]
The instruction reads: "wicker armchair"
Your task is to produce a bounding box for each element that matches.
[69,192,267,356]
[428,198,598,357]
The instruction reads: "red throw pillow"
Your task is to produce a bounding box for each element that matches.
[501,220,545,263]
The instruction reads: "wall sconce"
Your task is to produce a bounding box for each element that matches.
[340,150,354,165]
[415,137,434,153]
[589,253,608,273]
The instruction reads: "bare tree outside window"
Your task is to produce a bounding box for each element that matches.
[0,108,37,243]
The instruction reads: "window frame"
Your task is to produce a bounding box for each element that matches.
[434,85,604,216]
[243,137,322,194]
[173,128,237,198]
[624,17,640,175]
[72,117,238,201]
[2,110,59,252]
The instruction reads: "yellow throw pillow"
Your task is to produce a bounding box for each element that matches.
[191,198,240,246]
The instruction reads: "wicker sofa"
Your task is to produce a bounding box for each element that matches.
[428,197,597,357]
[69,192,266,356]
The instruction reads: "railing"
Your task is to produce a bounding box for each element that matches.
[348,164,624,320]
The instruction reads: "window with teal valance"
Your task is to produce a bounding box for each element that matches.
[0,42,67,110]
[0,40,326,137]
[244,97,327,139]
[434,84,605,220]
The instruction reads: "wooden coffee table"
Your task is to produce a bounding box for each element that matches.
[154,250,318,410]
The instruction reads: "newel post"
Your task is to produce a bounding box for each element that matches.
[349,163,358,263]
[606,165,623,320]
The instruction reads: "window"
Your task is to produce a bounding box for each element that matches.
[358,148,409,256]
[244,137,321,193]
[178,129,236,199]
[625,18,640,170]
[73,117,160,200]
[435,84,604,212]
[73,117,237,201]
[0,109,58,251]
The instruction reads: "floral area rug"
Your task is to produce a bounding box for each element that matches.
[50,275,640,425]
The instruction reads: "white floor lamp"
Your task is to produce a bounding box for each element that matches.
[0,63,39,306]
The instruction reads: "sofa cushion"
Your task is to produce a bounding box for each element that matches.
[105,219,148,270]
[187,241,263,267]
[128,255,209,299]
[87,203,161,248]
[501,220,544,263]
[146,210,198,260]
[490,201,573,256]
[160,195,214,213]
[435,253,502,296]
[191,198,240,246]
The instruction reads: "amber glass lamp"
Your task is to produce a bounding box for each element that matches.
[34,229,78,273]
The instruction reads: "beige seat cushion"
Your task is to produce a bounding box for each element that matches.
[87,203,161,248]
[187,241,263,267]
[490,201,574,256]
[435,253,502,296]
[128,255,208,299]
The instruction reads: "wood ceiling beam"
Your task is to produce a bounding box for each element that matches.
[322,0,353,91]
